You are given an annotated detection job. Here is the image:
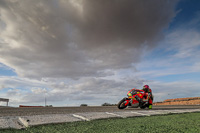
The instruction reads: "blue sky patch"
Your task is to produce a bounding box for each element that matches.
[0,64,17,76]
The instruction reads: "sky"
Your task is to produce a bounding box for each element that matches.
[0,0,200,107]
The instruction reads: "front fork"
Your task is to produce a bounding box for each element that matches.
[124,98,131,106]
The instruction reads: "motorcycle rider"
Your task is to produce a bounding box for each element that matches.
[142,85,153,109]
[128,85,153,109]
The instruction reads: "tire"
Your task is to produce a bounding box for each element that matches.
[140,106,146,109]
[140,104,149,109]
[117,98,128,109]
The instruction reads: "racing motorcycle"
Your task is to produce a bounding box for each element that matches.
[117,89,150,109]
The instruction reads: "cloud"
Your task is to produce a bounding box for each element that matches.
[0,76,47,90]
[4,76,200,106]
[2,1,192,107]
[0,0,178,79]
[31,87,47,94]
[135,26,200,79]
[37,77,145,104]
[0,76,49,105]
[145,80,200,102]
[1,76,145,106]
[167,30,200,59]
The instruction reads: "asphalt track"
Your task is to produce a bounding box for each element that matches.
[0,105,200,129]
[0,105,200,117]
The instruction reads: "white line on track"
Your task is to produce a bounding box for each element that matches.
[173,110,188,113]
[72,114,90,121]
[150,110,170,115]
[146,110,161,114]
[131,111,150,116]
[148,110,161,113]
[182,110,198,113]
[105,112,126,118]
[18,117,29,128]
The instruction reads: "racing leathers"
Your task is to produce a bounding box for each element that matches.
[143,88,153,109]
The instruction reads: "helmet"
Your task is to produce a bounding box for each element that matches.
[143,85,149,92]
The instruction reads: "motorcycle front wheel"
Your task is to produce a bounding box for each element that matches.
[117,98,128,109]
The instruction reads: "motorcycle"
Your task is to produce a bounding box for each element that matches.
[117,89,150,109]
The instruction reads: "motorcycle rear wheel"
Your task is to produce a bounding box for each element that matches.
[140,106,146,109]
[117,98,128,109]
[140,104,149,109]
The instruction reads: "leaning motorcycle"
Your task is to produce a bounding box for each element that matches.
[117,89,150,109]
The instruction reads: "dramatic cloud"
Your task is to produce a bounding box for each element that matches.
[0,0,178,79]
[1,0,186,107]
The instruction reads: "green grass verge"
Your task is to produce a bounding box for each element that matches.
[1,112,200,133]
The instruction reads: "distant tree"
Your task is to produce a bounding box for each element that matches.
[102,103,117,106]
[102,103,111,106]
[45,105,53,107]
[80,104,88,106]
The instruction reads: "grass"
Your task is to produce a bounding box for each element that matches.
[1,112,200,133]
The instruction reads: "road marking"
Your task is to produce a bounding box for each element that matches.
[72,114,90,121]
[105,112,126,118]
[173,110,188,113]
[18,117,29,128]
[193,109,200,112]
[183,110,197,113]
[146,110,162,114]
[131,111,150,116]
[152,110,170,114]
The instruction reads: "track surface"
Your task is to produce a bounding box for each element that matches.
[0,105,200,117]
